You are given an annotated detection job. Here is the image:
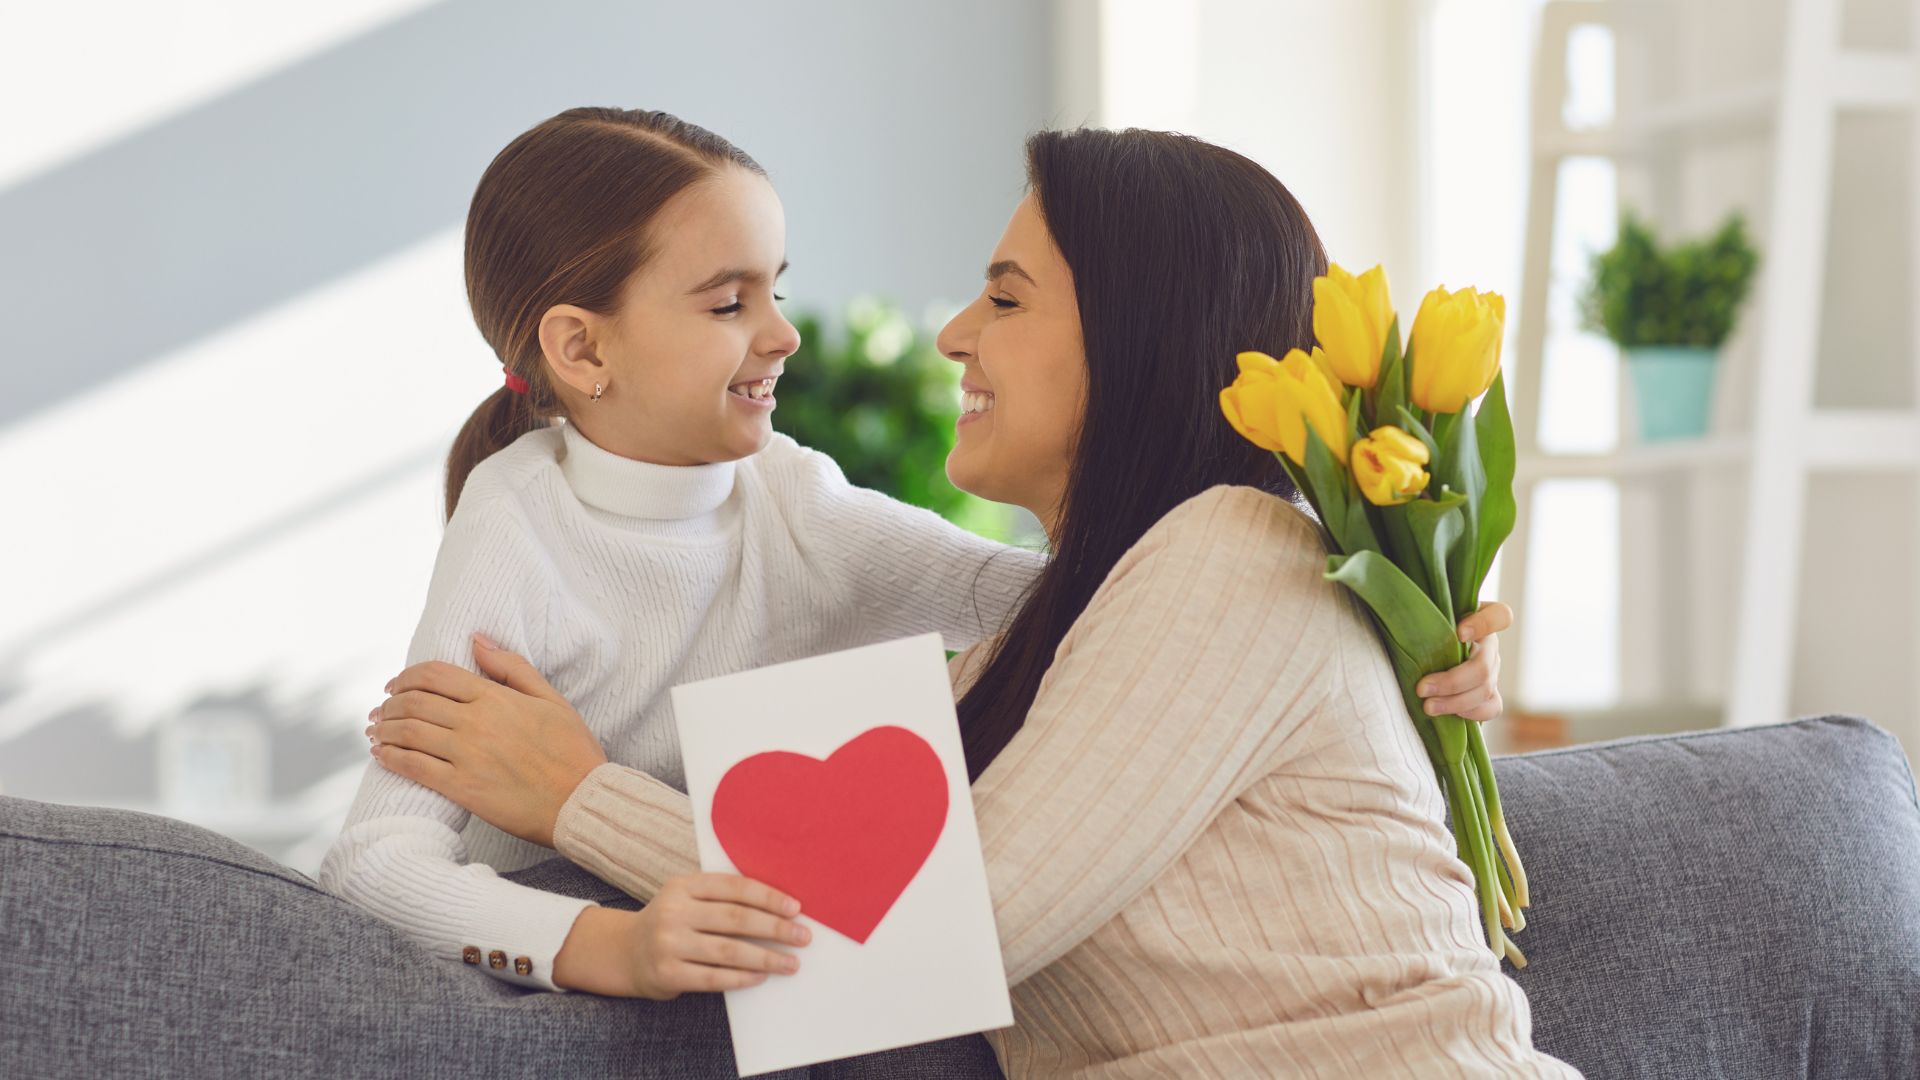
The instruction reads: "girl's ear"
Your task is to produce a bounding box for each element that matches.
[536,303,607,398]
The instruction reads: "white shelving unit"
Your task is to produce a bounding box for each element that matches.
[1502,0,1920,731]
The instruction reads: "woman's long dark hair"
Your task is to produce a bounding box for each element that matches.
[957,128,1328,781]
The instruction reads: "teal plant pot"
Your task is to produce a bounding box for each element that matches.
[1623,345,1719,442]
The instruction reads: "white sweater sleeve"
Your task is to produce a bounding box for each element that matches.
[761,434,1048,651]
[317,491,597,993]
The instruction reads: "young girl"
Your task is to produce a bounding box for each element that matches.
[316,108,1047,997]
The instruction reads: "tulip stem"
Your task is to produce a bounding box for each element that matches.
[1467,765,1501,953]
[1501,928,1529,969]
[1467,721,1530,908]
[1444,721,1502,955]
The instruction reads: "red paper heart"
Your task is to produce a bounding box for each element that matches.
[710,725,949,944]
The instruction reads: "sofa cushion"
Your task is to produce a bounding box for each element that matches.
[1497,714,1920,1079]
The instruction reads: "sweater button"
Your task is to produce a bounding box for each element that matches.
[488,950,507,970]
[514,956,533,976]
[462,946,481,965]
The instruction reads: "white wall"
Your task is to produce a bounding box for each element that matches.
[1090,0,1424,297]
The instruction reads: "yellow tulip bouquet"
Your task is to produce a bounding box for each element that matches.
[1219,264,1530,966]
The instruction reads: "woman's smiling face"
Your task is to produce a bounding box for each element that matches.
[936,193,1088,536]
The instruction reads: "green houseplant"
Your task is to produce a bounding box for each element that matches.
[1577,210,1760,442]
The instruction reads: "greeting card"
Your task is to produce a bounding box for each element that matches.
[672,633,1012,1076]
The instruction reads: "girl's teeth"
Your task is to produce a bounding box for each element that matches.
[962,390,995,414]
[732,378,776,399]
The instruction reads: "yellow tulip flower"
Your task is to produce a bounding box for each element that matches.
[1352,425,1432,506]
[1313,263,1394,388]
[1220,347,1350,467]
[1409,285,1506,414]
[1219,350,1290,454]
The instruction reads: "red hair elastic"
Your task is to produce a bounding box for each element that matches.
[503,367,530,396]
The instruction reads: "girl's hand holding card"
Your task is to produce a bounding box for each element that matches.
[622,872,813,1000]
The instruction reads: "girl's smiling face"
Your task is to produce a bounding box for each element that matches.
[538,165,801,465]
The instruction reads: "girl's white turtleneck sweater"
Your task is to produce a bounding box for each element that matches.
[317,420,1045,992]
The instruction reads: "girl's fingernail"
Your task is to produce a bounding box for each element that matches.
[384,680,395,694]
[1425,701,1441,716]
[473,631,498,650]
[782,956,800,973]
[367,707,379,723]
[1418,681,1433,696]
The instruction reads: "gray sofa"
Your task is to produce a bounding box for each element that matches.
[3,714,1917,1078]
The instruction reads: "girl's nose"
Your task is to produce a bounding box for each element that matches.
[766,313,802,359]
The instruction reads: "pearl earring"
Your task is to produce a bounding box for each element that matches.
[591,382,604,402]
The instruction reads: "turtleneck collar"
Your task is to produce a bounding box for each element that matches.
[558,421,737,520]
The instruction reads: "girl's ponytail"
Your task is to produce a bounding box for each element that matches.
[446,106,765,521]
[442,381,548,522]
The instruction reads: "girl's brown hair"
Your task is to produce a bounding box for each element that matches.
[444,107,764,520]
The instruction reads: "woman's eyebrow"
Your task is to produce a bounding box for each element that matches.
[987,259,1036,287]
[687,259,790,295]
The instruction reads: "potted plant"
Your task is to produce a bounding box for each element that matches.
[1577,210,1760,442]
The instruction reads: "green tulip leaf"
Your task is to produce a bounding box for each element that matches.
[1275,452,1338,554]
[1395,406,1440,465]
[1374,500,1430,598]
[1343,491,1384,561]
[1376,314,1406,431]
[1404,492,1467,625]
[1471,371,1518,598]
[1399,335,1426,432]
[1435,406,1486,620]
[1324,550,1463,680]
[1304,426,1352,553]
[1297,420,1344,541]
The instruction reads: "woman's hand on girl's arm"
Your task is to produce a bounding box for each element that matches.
[554,874,811,998]
[375,633,704,903]
[1415,600,1512,724]
[369,632,608,848]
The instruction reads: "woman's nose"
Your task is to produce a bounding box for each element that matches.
[936,303,977,364]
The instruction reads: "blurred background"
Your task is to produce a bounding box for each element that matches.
[2,0,1914,875]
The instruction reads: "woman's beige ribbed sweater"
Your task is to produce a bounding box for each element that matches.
[552,485,1581,1078]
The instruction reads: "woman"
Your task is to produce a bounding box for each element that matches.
[368,128,1572,1077]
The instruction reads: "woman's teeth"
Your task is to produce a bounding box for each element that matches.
[728,377,777,400]
[962,390,995,414]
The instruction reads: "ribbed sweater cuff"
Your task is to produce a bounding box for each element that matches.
[553,762,699,903]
